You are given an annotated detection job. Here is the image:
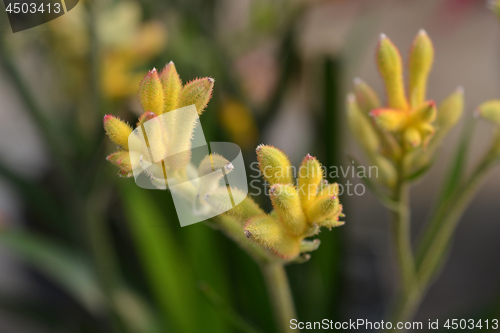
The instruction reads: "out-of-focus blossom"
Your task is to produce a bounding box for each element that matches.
[48,1,167,100]
[219,98,258,151]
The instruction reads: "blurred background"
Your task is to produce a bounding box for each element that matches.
[0,0,499,332]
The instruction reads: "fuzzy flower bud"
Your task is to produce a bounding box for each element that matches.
[409,29,434,108]
[436,87,464,132]
[256,145,293,185]
[138,68,164,115]
[353,78,381,114]
[106,150,132,176]
[412,101,437,124]
[306,195,340,224]
[377,33,408,110]
[370,108,408,132]
[297,154,323,210]
[347,94,380,152]
[178,78,214,115]
[476,100,500,126]
[104,115,133,149]
[270,184,307,236]
[160,61,182,114]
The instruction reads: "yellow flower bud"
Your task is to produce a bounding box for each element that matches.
[106,150,132,176]
[377,34,408,110]
[306,195,340,224]
[353,78,381,114]
[347,94,380,152]
[318,182,339,198]
[136,111,156,127]
[256,145,293,185]
[244,215,302,259]
[436,87,464,132]
[160,61,182,114]
[476,100,500,126]
[412,100,437,123]
[198,153,232,176]
[178,78,214,115]
[269,184,307,236]
[244,214,283,251]
[138,68,164,115]
[297,154,323,210]
[370,108,407,132]
[103,115,133,149]
[229,195,264,221]
[409,30,434,108]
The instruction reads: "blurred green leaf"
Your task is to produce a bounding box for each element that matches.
[119,182,202,333]
[438,121,476,206]
[199,280,262,333]
[0,231,105,315]
[406,160,434,183]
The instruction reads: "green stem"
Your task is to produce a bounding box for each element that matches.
[259,263,296,333]
[391,164,416,297]
[392,144,500,325]
[418,155,498,291]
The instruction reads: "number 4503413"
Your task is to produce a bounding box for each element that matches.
[5,2,61,14]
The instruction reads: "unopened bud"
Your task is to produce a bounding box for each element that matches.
[476,100,500,126]
[160,61,182,113]
[138,68,164,115]
[377,34,408,110]
[256,145,293,185]
[178,77,214,115]
[103,115,133,149]
[409,29,434,107]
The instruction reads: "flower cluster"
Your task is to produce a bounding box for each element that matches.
[347,30,464,186]
[104,61,214,180]
[243,145,344,260]
[104,62,344,262]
